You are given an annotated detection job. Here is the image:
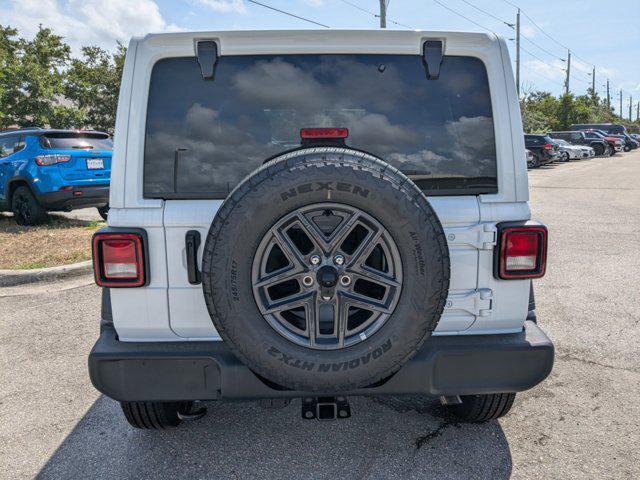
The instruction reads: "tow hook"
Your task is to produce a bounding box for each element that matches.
[302,396,351,420]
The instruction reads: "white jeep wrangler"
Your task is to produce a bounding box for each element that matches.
[89,30,553,429]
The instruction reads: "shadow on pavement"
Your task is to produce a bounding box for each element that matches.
[36,394,512,479]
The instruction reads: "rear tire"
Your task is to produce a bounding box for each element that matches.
[593,144,605,156]
[120,401,194,429]
[448,393,516,423]
[202,148,450,392]
[563,152,570,162]
[528,154,540,168]
[97,204,109,221]
[11,186,47,226]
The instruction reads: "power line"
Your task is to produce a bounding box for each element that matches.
[432,0,499,35]
[459,0,514,28]
[337,0,413,29]
[338,0,377,16]
[500,0,601,76]
[521,36,563,62]
[246,0,330,28]
[521,64,565,88]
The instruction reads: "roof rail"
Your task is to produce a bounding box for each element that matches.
[0,126,44,133]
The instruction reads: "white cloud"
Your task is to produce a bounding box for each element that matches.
[196,0,246,13]
[521,25,536,38]
[0,0,180,53]
[524,59,566,82]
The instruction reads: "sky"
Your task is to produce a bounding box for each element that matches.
[1,0,638,117]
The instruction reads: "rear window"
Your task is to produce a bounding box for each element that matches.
[144,54,497,198]
[40,133,113,150]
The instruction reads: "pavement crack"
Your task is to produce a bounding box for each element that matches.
[557,353,639,374]
[414,418,461,450]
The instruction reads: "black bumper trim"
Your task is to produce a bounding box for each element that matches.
[88,321,554,402]
[37,185,109,211]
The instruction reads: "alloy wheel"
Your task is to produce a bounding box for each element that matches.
[251,203,403,350]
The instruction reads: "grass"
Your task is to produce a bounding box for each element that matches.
[0,213,105,270]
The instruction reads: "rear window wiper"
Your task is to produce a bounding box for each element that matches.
[72,145,95,149]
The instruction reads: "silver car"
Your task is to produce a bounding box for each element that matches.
[553,139,595,161]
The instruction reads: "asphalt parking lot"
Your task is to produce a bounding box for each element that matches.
[1,152,639,479]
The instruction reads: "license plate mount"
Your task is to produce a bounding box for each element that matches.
[86,158,104,170]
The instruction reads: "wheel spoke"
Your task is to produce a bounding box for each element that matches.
[349,266,401,289]
[324,212,361,251]
[254,269,301,289]
[346,229,383,268]
[294,213,333,255]
[341,290,393,314]
[263,290,314,315]
[272,227,307,271]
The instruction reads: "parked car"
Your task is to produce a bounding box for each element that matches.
[570,123,626,135]
[623,134,639,149]
[583,129,634,151]
[548,131,610,156]
[524,134,560,165]
[0,128,111,225]
[629,133,640,142]
[88,30,553,429]
[552,138,595,161]
[582,130,623,154]
[525,148,538,168]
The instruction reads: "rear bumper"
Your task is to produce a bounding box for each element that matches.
[37,185,109,211]
[88,321,554,402]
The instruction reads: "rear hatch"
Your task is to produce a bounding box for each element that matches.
[140,51,523,338]
[39,132,112,182]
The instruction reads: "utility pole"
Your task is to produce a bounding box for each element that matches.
[606,79,610,109]
[378,0,386,28]
[591,66,595,95]
[630,96,633,121]
[516,8,521,97]
[619,89,623,117]
[637,101,639,122]
[564,50,571,95]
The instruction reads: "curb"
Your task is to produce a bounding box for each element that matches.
[0,261,93,288]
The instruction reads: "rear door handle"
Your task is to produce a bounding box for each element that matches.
[185,230,201,285]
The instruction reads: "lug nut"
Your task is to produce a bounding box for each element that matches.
[339,275,351,287]
[310,255,321,265]
[302,276,314,287]
[333,254,345,266]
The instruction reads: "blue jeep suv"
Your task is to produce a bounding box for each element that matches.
[0,128,111,225]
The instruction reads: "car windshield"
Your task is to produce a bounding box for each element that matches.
[143,54,498,198]
[40,133,113,150]
[554,139,568,146]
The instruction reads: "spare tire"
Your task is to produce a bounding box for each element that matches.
[202,148,450,391]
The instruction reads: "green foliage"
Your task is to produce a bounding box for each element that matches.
[0,24,125,132]
[65,43,126,134]
[0,26,21,129]
[520,87,639,134]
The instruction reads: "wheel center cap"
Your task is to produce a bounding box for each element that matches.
[317,265,339,288]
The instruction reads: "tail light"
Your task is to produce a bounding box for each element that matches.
[542,143,553,150]
[35,154,71,166]
[92,230,148,287]
[495,223,547,279]
[300,128,349,139]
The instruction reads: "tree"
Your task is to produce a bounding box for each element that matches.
[10,26,82,128]
[65,43,126,134]
[0,26,20,128]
